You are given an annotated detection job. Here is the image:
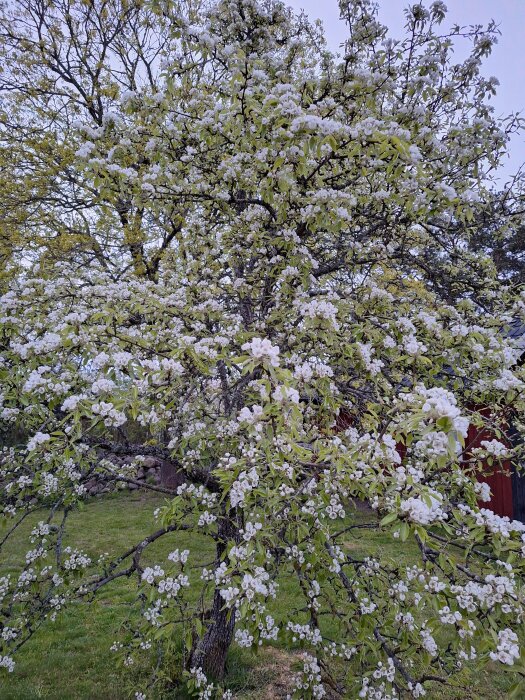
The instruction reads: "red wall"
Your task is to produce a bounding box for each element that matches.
[333,406,515,520]
[466,422,514,519]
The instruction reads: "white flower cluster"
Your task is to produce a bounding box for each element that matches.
[143,599,162,626]
[167,549,189,564]
[478,439,509,458]
[325,493,345,520]
[240,567,273,601]
[40,472,59,496]
[438,606,462,625]
[113,351,133,368]
[235,628,254,648]
[271,385,300,404]
[90,377,116,395]
[360,598,377,614]
[143,357,185,384]
[201,561,228,584]
[220,567,275,607]
[176,483,218,509]
[356,342,384,376]
[30,521,51,543]
[75,140,95,158]
[493,369,524,392]
[451,574,517,612]
[0,655,15,673]
[473,481,491,502]
[372,658,396,683]
[490,628,520,665]
[418,386,469,437]
[394,612,415,631]
[0,576,10,604]
[12,332,62,359]
[22,367,70,396]
[414,431,449,458]
[241,337,280,367]
[142,565,165,584]
[17,569,36,589]
[297,299,339,330]
[420,627,438,656]
[290,113,343,135]
[287,622,322,645]
[189,666,215,700]
[198,511,217,527]
[0,404,19,422]
[230,467,259,508]
[458,505,525,538]
[403,334,427,356]
[289,654,326,699]
[61,394,85,412]
[91,352,110,369]
[257,614,279,643]
[241,521,262,541]
[1,627,18,642]
[237,405,264,428]
[91,401,126,427]
[48,594,67,621]
[25,546,46,565]
[157,574,189,598]
[293,358,333,382]
[359,679,399,700]
[400,492,447,525]
[17,475,32,490]
[63,547,92,570]
[26,432,51,452]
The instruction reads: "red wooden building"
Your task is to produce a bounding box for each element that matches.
[468,419,525,522]
[333,321,525,521]
[472,320,525,522]
[335,352,525,523]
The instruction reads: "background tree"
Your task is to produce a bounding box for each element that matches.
[0,0,187,279]
[469,181,525,288]
[2,1,525,698]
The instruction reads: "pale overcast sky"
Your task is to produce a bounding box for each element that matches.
[287,0,525,179]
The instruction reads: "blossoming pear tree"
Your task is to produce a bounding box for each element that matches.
[1,0,525,697]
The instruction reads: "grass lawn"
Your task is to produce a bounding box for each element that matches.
[0,491,519,699]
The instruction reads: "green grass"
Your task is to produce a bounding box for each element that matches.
[0,493,519,699]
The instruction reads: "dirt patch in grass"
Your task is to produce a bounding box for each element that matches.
[234,647,301,699]
[235,647,343,700]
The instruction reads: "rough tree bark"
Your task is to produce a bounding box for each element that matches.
[189,511,240,679]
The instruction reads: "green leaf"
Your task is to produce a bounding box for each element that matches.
[399,522,410,542]
[380,512,398,526]
[185,628,193,652]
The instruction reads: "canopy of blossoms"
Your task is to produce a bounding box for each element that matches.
[1,0,525,698]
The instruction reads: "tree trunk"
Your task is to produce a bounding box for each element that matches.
[189,512,240,679]
[189,586,236,679]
